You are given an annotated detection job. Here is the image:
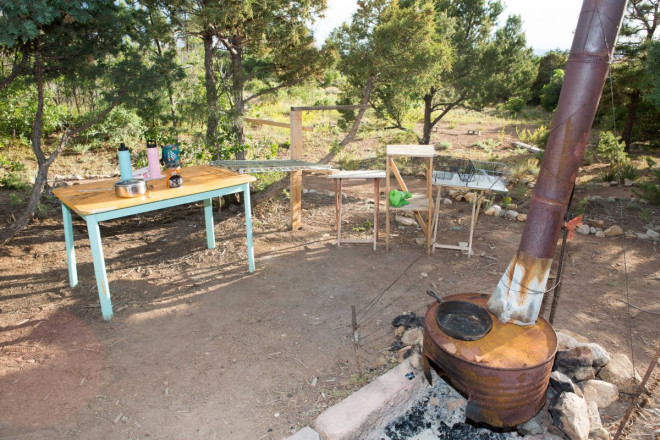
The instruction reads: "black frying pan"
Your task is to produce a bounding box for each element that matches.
[426,290,493,341]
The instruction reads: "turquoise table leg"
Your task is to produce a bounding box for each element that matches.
[204,198,215,249]
[86,216,113,320]
[61,204,78,287]
[243,184,255,273]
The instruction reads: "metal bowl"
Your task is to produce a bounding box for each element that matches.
[114,179,146,198]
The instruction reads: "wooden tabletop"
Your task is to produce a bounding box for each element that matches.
[386,144,435,158]
[53,165,255,216]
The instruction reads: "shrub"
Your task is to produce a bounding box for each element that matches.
[505,97,526,114]
[540,69,564,111]
[633,168,660,204]
[596,131,627,165]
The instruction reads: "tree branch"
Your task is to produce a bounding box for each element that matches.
[245,77,306,103]
[0,50,28,92]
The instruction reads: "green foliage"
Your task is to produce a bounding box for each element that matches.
[500,196,512,208]
[504,97,525,114]
[633,160,660,204]
[540,69,564,111]
[436,140,452,150]
[639,207,653,222]
[646,41,660,108]
[0,156,28,190]
[529,50,568,105]
[0,79,69,139]
[72,106,145,151]
[475,138,500,154]
[596,131,628,166]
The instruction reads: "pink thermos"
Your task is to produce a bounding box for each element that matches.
[146,140,162,179]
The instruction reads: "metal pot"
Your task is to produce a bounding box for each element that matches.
[426,290,493,341]
[114,179,146,198]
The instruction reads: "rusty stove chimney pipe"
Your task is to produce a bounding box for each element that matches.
[488,0,627,325]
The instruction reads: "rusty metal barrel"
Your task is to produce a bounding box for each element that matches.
[422,293,557,427]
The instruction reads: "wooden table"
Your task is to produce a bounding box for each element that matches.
[328,170,385,250]
[53,165,256,320]
[431,171,507,257]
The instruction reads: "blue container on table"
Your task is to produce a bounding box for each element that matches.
[118,143,132,181]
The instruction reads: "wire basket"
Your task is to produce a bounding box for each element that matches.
[471,160,511,186]
[433,156,476,183]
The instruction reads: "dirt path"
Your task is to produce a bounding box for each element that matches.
[1,132,658,439]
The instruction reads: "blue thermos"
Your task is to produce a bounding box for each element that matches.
[118,143,132,181]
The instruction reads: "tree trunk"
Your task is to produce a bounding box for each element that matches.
[2,49,48,245]
[422,92,434,145]
[203,32,219,154]
[338,76,373,148]
[621,90,640,148]
[229,36,246,160]
[150,12,178,136]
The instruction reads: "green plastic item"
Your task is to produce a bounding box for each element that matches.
[389,190,412,207]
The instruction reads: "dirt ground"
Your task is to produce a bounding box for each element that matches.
[1,125,658,439]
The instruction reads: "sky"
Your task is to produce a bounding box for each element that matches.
[313,0,585,54]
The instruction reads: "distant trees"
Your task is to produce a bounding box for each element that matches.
[529,50,568,106]
[166,0,328,159]
[604,0,659,147]
[333,0,536,144]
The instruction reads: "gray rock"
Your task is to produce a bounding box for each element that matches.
[579,380,618,408]
[442,198,453,205]
[508,203,518,210]
[586,401,610,439]
[465,192,477,204]
[646,229,659,239]
[603,225,623,237]
[395,215,417,226]
[556,331,580,350]
[590,195,604,202]
[554,346,596,382]
[595,231,605,238]
[609,181,618,186]
[505,210,519,220]
[550,371,584,397]
[585,343,610,368]
[636,233,650,240]
[549,392,590,440]
[517,413,544,436]
[401,328,423,346]
[286,426,320,440]
[577,225,591,235]
[624,178,634,187]
[607,197,617,203]
[589,226,598,234]
[598,352,642,394]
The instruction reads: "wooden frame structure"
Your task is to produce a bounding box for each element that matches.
[327,170,385,250]
[385,144,435,255]
[289,105,367,230]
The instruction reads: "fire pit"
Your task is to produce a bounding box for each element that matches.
[422,293,557,428]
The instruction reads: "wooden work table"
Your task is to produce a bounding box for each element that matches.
[53,165,256,320]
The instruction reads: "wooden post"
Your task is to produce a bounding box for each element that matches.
[290,110,303,230]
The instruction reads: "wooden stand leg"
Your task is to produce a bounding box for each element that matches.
[62,203,78,287]
[467,191,484,259]
[337,179,343,247]
[86,217,113,320]
[204,198,215,249]
[243,184,255,273]
[431,186,443,255]
[373,178,380,250]
[385,158,391,250]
